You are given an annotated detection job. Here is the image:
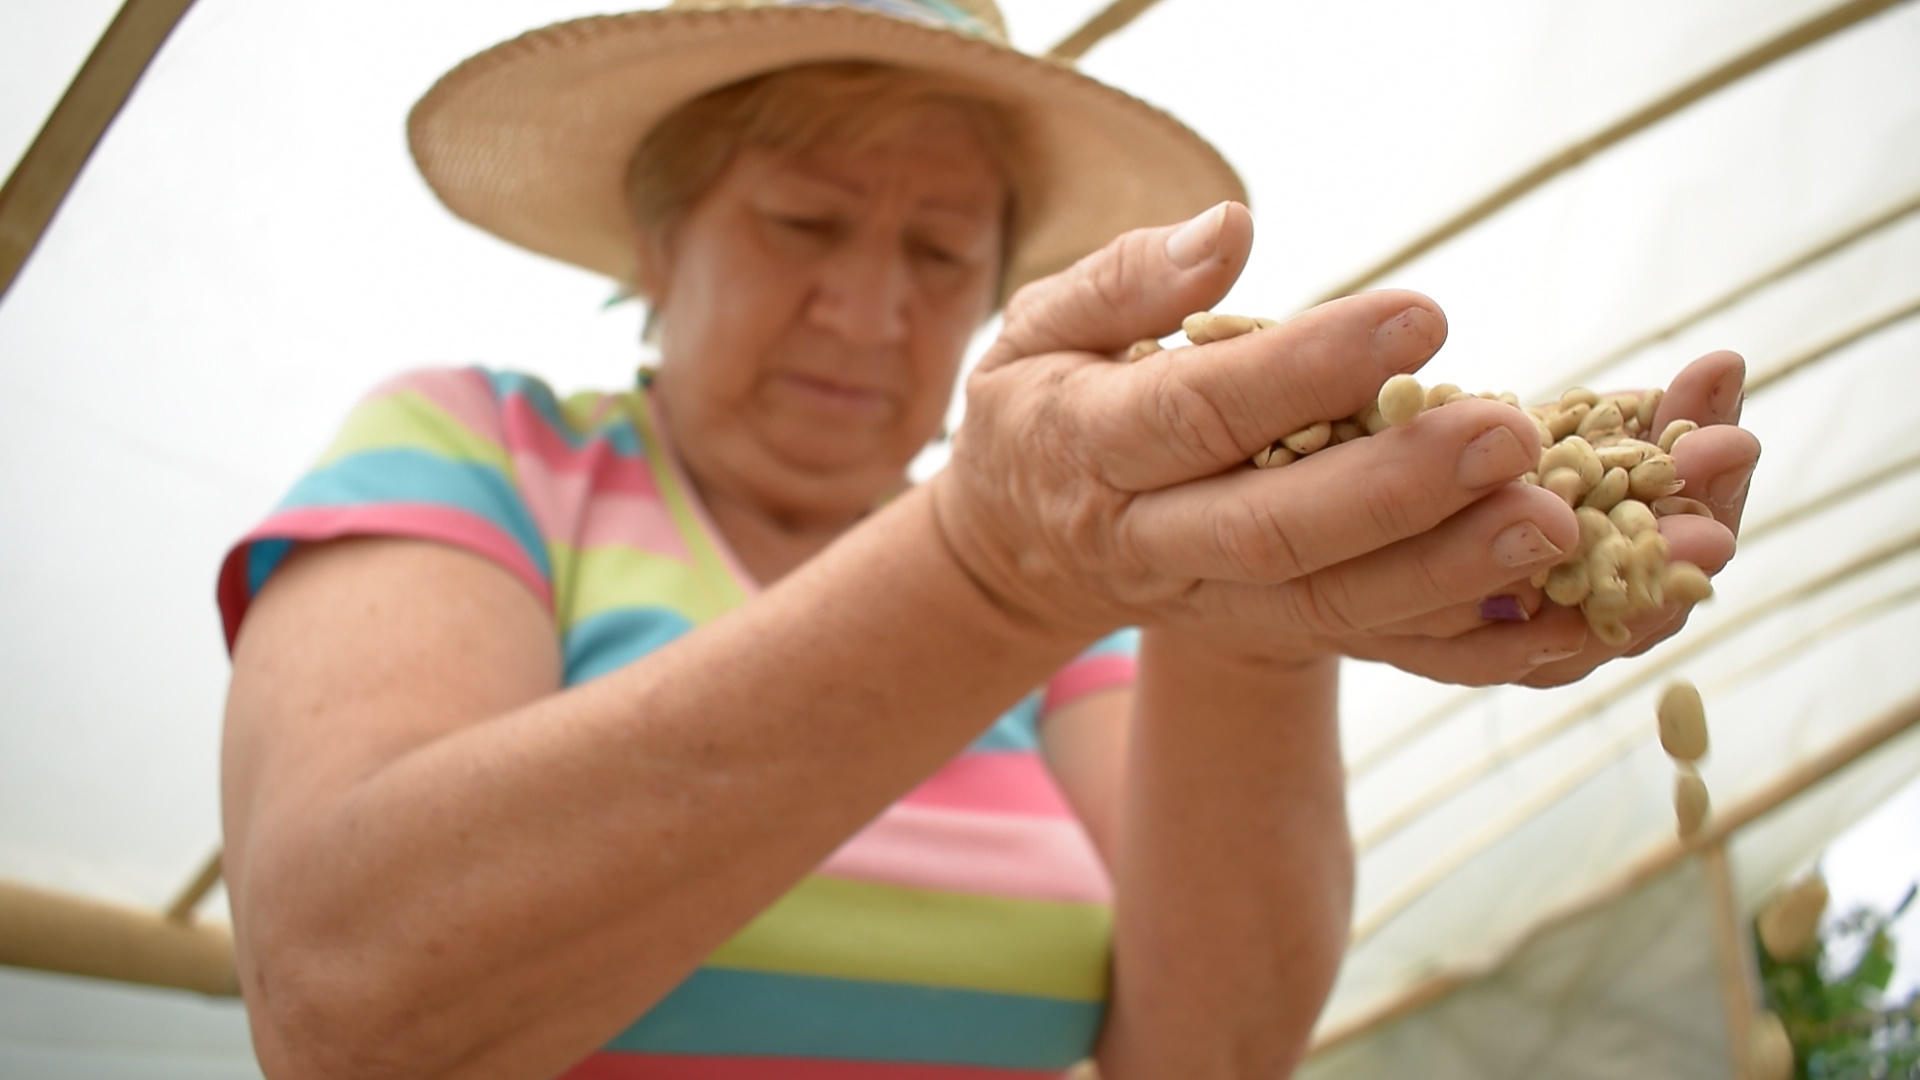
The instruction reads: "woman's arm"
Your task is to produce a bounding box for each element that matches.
[1094,642,1349,1080]
[223,489,1084,1080]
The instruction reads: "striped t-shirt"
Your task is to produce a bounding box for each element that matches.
[217,367,1137,1078]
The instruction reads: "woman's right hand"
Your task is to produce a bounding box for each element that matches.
[931,201,1588,677]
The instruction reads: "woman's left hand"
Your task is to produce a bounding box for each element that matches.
[1341,349,1760,687]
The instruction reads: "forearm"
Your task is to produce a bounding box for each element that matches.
[1099,634,1353,1080]
[230,486,1086,1078]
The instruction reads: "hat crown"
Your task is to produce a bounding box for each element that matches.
[665,0,1008,43]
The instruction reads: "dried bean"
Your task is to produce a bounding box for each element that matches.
[1651,496,1714,519]
[1546,404,1589,441]
[1628,456,1683,501]
[1673,766,1709,838]
[1663,562,1714,605]
[1576,400,1624,439]
[1378,374,1426,428]
[1582,467,1630,512]
[1657,418,1698,454]
[1331,420,1364,444]
[1251,444,1298,470]
[1425,383,1462,409]
[1543,467,1588,508]
[1750,1012,1794,1080]
[1757,877,1829,962]
[1608,499,1658,538]
[1124,339,1163,362]
[1574,506,1615,556]
[1656,681,1708,761]
[1282,421,1333,455]
[1560,387,1600,409]
[1585,608,1632,646]
[1635,388,1663,431]
[1182,312,1266,344]
[1545,561,1591,606]
[1596,443,1656,471]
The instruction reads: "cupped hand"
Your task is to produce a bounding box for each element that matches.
[930,203,1581,665]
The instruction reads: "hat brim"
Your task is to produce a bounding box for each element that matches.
[408,5,1247,293]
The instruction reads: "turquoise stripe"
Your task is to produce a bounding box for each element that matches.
[968,693,1041,753]
[273,448,550,579]
[607,967,1102,1068]
[562,606,694,685]
[246,538,294,595]
[1079,628,1140,661]
[483,368,642,457]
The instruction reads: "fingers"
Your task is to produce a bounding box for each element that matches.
[1188,484,1578,638]
[1668,421,1762,533]
[1654,350,1747,432]
[984,201,1255,371]
[1082,293,1448,491]
[1345,611,1592,687]
[1122,399,1551,583]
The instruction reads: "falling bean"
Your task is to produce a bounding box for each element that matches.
[1749,1012,1795,1080]
[1575,506,1615,556]
[1673,766,1709,838]
[1585,608,1632,646]
[1378,374,1427,428]
[1656,681,1708,761]
[1757,877,1829,963]
[1124,339,1163,362]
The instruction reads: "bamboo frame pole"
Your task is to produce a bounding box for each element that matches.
[164,847,223,923]
[1746,297,1920,395]
[1704,843,1758,1080]
[1047,0,1167,62]
[1538,191,1920,397]
[1306,0,1908,307]
[0,877,237,996]
[1313,687,1920,1055]
[1352,531,1920,851]
[0,0,198,301]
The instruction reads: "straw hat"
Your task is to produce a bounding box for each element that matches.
[408,0,1246,294]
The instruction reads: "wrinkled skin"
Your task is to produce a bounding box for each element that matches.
[931,201,1759,685]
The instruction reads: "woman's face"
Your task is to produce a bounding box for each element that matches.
[641,108,1006,525]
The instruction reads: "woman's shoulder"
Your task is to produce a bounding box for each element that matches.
[350,365,648,459]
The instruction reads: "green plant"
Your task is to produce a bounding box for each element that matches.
[1758,882,1919,1080]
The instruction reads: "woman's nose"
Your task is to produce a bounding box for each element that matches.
[805,229,912,348]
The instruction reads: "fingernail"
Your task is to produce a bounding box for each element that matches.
[1370,306,1446,372]
[1706,464,1753,510]
[1166,202,1227,269]
[1527,645,1585,665]
[1491,521,1563,569]
[1709,362,1747,422]
[1457,426,1533,488]
[1479,595,1529,623]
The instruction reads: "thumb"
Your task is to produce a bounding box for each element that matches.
[982,201,1254,370]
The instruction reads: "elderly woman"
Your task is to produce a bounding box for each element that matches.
[216,2,1761,1078]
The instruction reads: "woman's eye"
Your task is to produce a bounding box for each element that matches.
[775,216,835,237]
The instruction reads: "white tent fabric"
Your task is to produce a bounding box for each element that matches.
[2,1,1916,1076]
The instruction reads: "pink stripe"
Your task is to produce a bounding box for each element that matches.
[562,1052,1067,1079]
[511,452,691,561]
[639,389,761,596]
[819,803,1111,905]
[577,492,694,559]
[1041,655,1135,717]
[218,503,552,648]
[365,367,506,444]
[901,752,1075,819]
[501,394,662,495]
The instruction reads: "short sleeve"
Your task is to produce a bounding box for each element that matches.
[1039,628,1140,720]
[215,367,552,650]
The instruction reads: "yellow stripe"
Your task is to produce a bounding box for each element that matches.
[549,542,737,632]
[315,390,509,472]
[706,875,1112,1002]
[620,391,754,607]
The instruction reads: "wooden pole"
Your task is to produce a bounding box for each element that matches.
[0,877,238,996]
[1746,297,1920,395]
[1048,0,1167,62]
[1306,0,1909,307]
[1703,843,1757,1080]
[0,0,198,301]
[164,847,223,923]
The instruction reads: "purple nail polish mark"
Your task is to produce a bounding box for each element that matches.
[1479,595,1529,623]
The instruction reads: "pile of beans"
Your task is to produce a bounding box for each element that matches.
[1140,312,1717,644]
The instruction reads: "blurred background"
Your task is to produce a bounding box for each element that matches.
[2,1,1916,1076]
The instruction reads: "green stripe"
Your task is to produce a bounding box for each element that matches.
[316,390,509,472]
[707,875,1111,1002]
[622,391,753,607]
